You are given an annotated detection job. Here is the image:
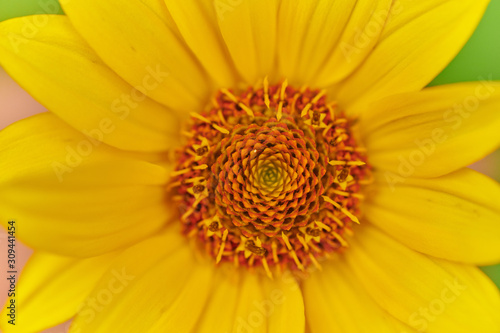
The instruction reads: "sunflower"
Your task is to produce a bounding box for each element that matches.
[1,0,500,332]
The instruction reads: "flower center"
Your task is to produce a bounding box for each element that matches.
[170,79,371,277]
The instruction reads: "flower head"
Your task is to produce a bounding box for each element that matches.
[171,82,371,274]
[1,1,500,332]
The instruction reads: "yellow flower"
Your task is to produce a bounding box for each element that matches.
[1,0,500,332]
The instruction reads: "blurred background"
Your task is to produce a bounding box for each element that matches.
[0,0,499,332]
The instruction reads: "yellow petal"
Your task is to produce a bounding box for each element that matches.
[62,0,211,113]
[216,0,279,84]
[140,0,180,32]
[69,227,213,333]
[335,0,490,112]
[0,15,183,152]
[0,251,117,333]
[303,257,416,332]
[0,113,171,257]
[195,267,305,333]
[361,82,500,177]
[164,0,237,87]
[194,267,241,333]
[346,225,500,333]
[145,263,214,333]
[263,273,305,333]
[232,273,267,333]
[278,0,392,87]
[366,168,500,265]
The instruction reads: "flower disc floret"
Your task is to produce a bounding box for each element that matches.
[171,80,371,274]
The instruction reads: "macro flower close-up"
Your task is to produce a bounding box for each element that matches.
[1,0,500,332]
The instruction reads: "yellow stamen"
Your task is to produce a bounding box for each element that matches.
[280,79,288,101]
[301,90,326,118]
[238,102,255,117]
[315,221,331,231]
[281,232,292,250]
[263,76,271,109]
[308,253,323,271]
[322,196,360,224]
[262,257,273,280]
[331,230,348,247]
[308,242,322,253]
[325,211,345,227]
[220,88,238,103]
[212,124,230,134]
[167,181,182,190]
[330,189,366,199]
[282,232,304,271]
[290,251,304,271]
[182,197,204,220]
[300,103,312,118]
[248,254,256,267]
[171,168,191,177]
[312,90,326,104]
[327,104,336,120]
[182,207,195,220]
[291,92,301,114]
[190,112,211,124]
[193,164,208,170]
[184,176,206,184]
[217,109,228,125]
[272,241,279,263]
[322,123,334,137]
[216,229,229,264]
[330,189,351,197]
[328,160,366,166]
[297,234,309,251]
[277,101,283,121]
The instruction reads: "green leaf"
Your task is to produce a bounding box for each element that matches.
[481,265,500,289]
[0,0,63,22]
[429,0,500,85]
[430,0,500,288]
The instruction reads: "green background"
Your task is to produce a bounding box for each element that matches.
[0,0,499,287]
